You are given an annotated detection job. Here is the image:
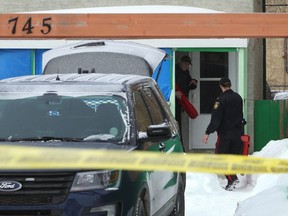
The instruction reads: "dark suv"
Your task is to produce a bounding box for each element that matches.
[0,73,185,216]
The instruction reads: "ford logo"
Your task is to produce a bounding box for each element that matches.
[0,181,22,192]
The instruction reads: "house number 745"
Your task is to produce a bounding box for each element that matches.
[8,17,52,35]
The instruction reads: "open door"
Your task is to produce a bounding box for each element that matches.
[175,50,238,150]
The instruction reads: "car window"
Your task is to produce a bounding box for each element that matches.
[140,88,165,125]
[133,91,152,133]
[0,93,128,143]
[133,86,165,134]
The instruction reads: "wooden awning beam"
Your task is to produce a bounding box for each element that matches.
[0,13,288,39]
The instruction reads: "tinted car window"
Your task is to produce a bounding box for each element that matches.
[140,87,165,125]
[133,90,152,133]
[133,87,166,136]
[0,93,128,143]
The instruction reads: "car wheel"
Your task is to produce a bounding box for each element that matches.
[134,197,147,216]
[169,175,185,216]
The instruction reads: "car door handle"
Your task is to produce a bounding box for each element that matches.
[159,143,166,151]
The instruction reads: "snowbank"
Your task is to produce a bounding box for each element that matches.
[235,139,288,216]
[185,139,288,216]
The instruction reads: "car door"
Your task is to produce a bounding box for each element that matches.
[132,83,178,215]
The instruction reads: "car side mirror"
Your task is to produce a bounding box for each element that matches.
[138,123,172,144]
[147,124,171,138]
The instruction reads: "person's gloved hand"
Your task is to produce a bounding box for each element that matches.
[175,91,182,99]
[189,79,198,90]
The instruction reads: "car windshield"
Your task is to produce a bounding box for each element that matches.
[0,92,129,144]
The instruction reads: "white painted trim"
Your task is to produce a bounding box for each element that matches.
[129,39,248,48]
[0,40,79,49]
[0,38,247,49]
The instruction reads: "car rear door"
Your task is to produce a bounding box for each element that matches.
[42,40,167,76]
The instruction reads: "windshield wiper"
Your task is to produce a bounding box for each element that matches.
[8,137,83,142]
[0,138,10,142]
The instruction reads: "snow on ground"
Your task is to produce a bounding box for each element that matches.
[185,139,288,216]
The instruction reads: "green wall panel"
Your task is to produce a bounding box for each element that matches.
[254,100,288,151]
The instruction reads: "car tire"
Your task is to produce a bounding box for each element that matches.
[134,197,147,216]
[169,175,185,216]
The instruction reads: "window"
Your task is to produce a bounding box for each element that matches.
[200,81,222,114]
[133,87,165,133]
[140,88,165,125]
[200,52,228,78]
[134,91,152,133]
[199,52,229,113]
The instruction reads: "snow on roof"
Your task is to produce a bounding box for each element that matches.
[30,5,223,14]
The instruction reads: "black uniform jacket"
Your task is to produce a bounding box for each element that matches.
[205,89,243,135]
[175,64,197,96]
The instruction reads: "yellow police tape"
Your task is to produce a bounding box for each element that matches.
[0,145,287,174]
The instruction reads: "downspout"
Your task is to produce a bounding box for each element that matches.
[262,0,267,99]
[31,50,36,75]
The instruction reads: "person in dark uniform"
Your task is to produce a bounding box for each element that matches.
[175,55,198,132]
[202,77,244,191]
[175,55,198,152]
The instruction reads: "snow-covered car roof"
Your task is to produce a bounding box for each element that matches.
[0,73,155,95]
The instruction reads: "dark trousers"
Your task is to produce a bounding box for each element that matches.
[175,100,182,131]
[176,100,189,152]
[215,129,243,183]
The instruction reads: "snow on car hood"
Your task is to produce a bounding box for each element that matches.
[42,40,168,76]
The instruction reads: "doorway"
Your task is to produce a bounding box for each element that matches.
[175,50,238,150]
